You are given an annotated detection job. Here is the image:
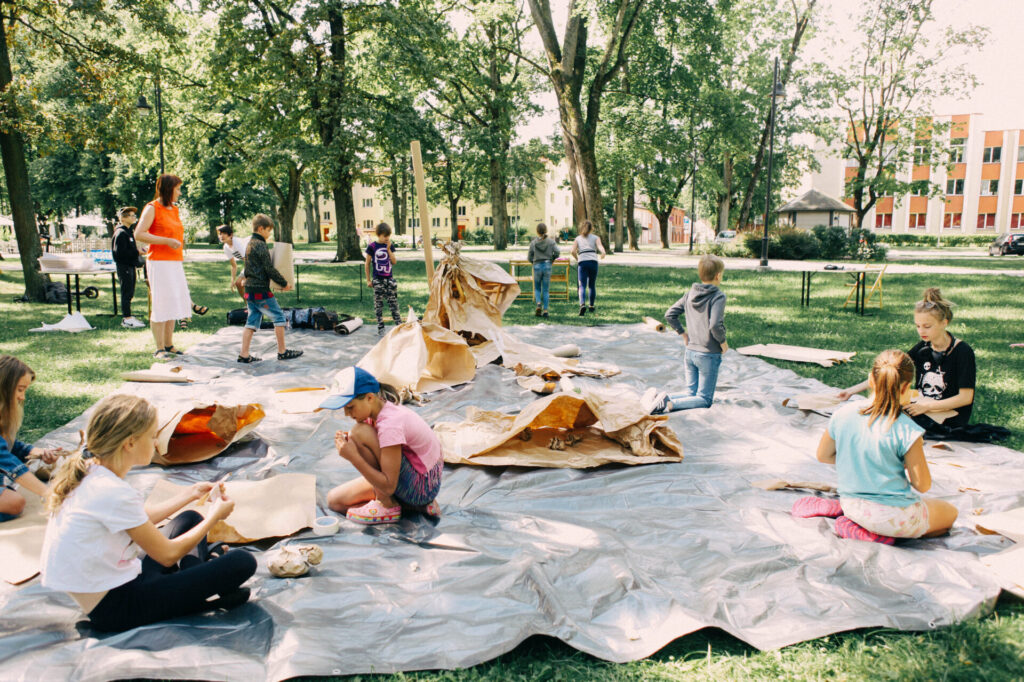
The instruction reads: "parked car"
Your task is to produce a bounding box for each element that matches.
[714,230,737,245]
[988,233,1024,256]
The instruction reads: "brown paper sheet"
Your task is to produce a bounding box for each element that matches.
[435,386,683,468]
[270,242,295,292]
[423,242,519,342]
[146,474,316,544]
[153,401,265,466]
[0,488,47,585]
[274,386,330,414]
[781,393,844,411]
[751,479,838,493]
[973,507,1024,543]
[121,364,192,383]
[981,545,1024,599]
[738,343,856,367]
[516,375,559,394]
[358,311,477,395]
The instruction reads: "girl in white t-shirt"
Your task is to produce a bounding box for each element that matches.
[570,220,606,316]
[40,394,257,632]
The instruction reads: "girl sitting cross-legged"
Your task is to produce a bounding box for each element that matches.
[40,394,256,632]
[808,350,958,544]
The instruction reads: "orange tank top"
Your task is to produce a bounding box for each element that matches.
[146,200,184,262]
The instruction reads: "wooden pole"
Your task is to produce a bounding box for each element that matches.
[410,140,434,281]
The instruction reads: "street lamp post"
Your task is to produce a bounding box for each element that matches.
[136,72,165,174]
[688,118,697,254]
[759,57,785,269]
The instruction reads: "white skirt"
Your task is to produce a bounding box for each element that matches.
[147,260,193,322]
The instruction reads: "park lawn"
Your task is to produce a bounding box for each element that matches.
[887,256,1024,271]
[1,259,1023,681]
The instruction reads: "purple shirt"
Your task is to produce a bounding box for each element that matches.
[366,241,394,279]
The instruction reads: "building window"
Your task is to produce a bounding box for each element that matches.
[550,193,555,202]
[942,213,961,229]
[1015,179,1023,195]
[484,216,493,226]
[1010,213,1024,228]
[457,205,466,216]
[1018,147,1024,163]
[949,139,966,163]
[362,198,373,208]
[323,211,331,220]
[431,217,440,227]
[946,178,964,195]
[982,146,1002,163]
[976,213,996,229]
[874,213,893,229]
[362,219,372,230]
[476,216,480,226]
[981,179,999,196]
[913,144,930,165]
[407,217,419,228]
[564,195,569,205]
[908,213,927,229]
[445,218,449,226]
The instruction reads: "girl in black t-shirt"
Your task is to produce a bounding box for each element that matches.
[838,288,976,430]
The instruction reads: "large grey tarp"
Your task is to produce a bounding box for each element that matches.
[0,323,1017,681]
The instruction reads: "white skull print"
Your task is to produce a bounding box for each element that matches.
[919,361,946,399]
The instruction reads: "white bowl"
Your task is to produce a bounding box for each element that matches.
[312,515,340,536]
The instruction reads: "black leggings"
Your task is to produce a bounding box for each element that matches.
[87,511,257,632]
[116,263,137,318]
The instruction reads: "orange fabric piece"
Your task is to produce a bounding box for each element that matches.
[146,200,184,261]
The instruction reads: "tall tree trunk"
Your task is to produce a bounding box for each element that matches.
[626,177,638,250]
[449,199,459,242]
[389,157,406,235]
[333,171,360,260]
[613,174,624,252]
[311,181,321,242]
[302,181,319,243]
[270,164,301,244]
[0,16,45,301]
[717,152,733,234]
[489,157,507,250]
[656,208,670,249]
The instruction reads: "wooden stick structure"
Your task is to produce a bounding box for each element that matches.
[410,140,435,281]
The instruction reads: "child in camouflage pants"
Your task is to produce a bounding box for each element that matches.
[365,222,402,335]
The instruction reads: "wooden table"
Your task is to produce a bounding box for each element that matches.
[292,259,364,303]
[40,266,119,316]
[508,258,571,302]
[800,266,868,316]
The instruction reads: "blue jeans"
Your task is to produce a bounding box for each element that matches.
[667,349,722,410]
[533,261,552,310]
[577,260,598,306]
[244,294,287,329]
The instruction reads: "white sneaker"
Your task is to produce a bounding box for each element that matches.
[122,317,146,329]
[640,387,658,413]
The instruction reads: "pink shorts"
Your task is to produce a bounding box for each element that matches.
[840,496,930,539]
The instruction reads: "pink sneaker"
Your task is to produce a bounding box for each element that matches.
[791,496,843,519]
[423,500,441,518]
[347,500,401,525]
[834,515,896,545]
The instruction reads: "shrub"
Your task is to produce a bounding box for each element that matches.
[811,225,849,259]
[872,233,993,247]
[743,228,820,260]
[467,227,493,245]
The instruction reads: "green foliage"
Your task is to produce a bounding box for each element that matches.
[812,225,851,259]
[744,226,888,261]
[467,227,494,245]
[874,234,995,247]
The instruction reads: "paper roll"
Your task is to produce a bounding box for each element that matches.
[643,316,665,333]
[335,317,363,335]
[270,242,295,292]
[551,344,580,358]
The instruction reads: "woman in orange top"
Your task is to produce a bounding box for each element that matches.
[134,174,193,357]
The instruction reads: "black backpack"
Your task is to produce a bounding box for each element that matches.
[226,308,273,329]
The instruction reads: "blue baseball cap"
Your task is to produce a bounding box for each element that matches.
[319,366,381,410]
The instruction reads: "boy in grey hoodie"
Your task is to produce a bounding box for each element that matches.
[645,255,728,413]
[527,223,560,317]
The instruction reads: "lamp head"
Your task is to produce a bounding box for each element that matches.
[136,95,152,116]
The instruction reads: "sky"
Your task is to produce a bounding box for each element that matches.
[518,0,1024,141]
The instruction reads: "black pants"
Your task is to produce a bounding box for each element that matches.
[116,263,137,318]
[372,277,401,332]
[87,511,257,632]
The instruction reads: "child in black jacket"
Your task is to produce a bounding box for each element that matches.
[111,207,146,329]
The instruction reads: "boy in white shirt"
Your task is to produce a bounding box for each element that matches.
[217,225,250,300]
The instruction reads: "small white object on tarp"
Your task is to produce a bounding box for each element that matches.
[29,312,94,333]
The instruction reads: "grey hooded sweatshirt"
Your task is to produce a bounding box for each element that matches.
[664,282,727,354]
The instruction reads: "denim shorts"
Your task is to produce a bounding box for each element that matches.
[244,293,287,329]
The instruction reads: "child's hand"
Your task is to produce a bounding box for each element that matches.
[905,399,935,416]
[720,341,728,353]
[165,238,182,251]
[836,389,853,401]
[210,495,235,521]
[281,284,293,292]
[32,447,64,464]
[190,481,216,501]
[682,332,690,346]
[334,430,351,455]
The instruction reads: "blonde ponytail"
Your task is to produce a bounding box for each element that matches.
[859,350,915,428]
[915,287,954,322]
[47,395,157,512]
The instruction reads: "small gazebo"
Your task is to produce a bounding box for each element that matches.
[777,189,855,230]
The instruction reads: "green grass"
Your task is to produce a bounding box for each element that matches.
[886,256,1024,270]
[2,259,1023,680]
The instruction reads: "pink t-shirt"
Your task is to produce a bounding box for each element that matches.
[373,401,441,475]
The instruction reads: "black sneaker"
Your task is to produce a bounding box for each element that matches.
[542,311,549,318]
[237,354,262,363]
[588,305,595,313]
[535,306,542,317]
[278,349,304,360]
[578,305,586,316]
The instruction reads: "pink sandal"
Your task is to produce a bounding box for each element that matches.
[423,500,441,518]
[834,515,896,545]
[347,500,401,525]
[791,496,843,519]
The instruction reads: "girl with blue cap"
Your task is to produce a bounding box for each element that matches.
[322,367,443,524]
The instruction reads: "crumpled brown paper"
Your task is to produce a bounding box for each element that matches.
[422,241,520,342]
[146,474,316,544]
[153,401,265,466]
[0,488,47,584]
[358,310,477,395]
[435,386,683,468]
[471,331,620,378]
